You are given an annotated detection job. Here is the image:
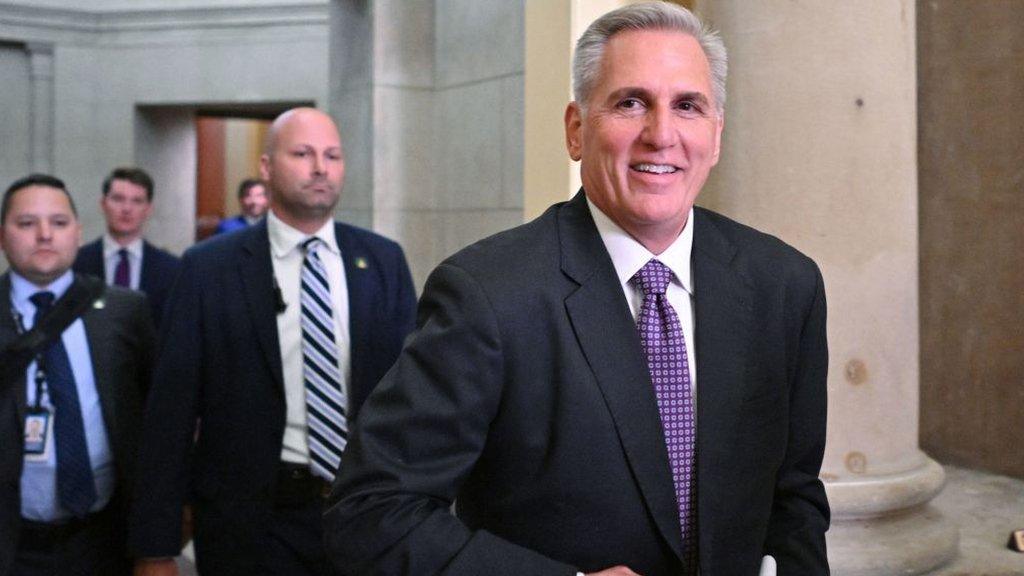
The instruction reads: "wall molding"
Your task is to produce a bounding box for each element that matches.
[0,2,327,42]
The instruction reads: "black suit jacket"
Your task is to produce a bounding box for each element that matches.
[127,220,417,574]
[0,273,156,574]
[73,238,181,328]
[324,193,830,575]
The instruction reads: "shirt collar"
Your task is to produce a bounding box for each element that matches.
[267,209,339,259]
[102,234,143,259]
[586,197,694,295]
[9,269,75,314]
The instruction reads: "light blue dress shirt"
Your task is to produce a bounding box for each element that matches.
[10,270,115,521]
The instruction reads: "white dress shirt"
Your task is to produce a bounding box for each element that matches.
[101,234,143,290]
[587,198,698,402]
[266,209,351,464]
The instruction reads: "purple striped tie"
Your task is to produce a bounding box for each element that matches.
[632,259,697,573]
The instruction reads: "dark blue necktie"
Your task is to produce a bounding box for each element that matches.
[30,291,97,518]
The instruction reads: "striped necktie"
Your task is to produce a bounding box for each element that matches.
[299,237,348,481]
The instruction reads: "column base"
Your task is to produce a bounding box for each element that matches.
[827,505,958,576]
[825,455,959,575]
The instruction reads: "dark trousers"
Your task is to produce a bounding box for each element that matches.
[257,463,339,576]
[13,505,129,576]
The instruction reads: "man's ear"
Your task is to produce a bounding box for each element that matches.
[259,154,271,182]
[565,102,583,162]
[712,113,724,165]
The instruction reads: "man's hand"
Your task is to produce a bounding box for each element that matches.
[586,567,642,576]
[133,558,179,576]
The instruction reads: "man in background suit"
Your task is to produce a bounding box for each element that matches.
[325,3,829,575]
[129,107,417,576]
[215,178,269,235]
[73,167,180,328]
[0,174,155,575]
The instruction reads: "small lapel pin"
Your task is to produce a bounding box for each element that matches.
[93,298,105,310]
[355,257,368,270]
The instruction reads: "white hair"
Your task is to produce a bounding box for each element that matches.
[572,1,728,115]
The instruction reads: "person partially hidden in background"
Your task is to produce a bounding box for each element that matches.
[73,167,180,329]
[215,178,269,235]
[324,3,829,575]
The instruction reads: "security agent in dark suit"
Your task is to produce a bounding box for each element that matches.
[72,167,181,328]
[0,174,156,575]
[215,178,269,235]
[325,3,829,575]
[129,108,417,576]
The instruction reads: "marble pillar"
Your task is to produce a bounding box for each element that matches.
[695,1,957,574]
[25,42,54,174]
[331,0,525,289]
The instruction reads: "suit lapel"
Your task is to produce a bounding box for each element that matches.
[691,209,755,425]
[0,274,28,423]
[139,241,155,293]
[559,193,686,562]
[238,222,285,395]
[0,275,17,348]
[690,209,756,542]
[335,223,372,403]
[73,239,106,281]
[79,282,120,441]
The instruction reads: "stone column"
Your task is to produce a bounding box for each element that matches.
[25,42,54,174]
[696,1,957,574]
[524,0,645,220]
[331,0,525,289]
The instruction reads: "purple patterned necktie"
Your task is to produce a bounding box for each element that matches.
[113,248,130,288]
[632,259,698,573]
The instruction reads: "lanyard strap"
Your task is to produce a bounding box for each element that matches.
[10,308,47,411]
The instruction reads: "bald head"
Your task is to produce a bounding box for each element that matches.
[264,107,341,155]
[260,107,346,233]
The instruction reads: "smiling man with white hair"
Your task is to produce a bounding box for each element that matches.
[325,3,830,575]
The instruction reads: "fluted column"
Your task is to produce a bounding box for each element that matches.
[25,42,54,174]
[695,1,957,574]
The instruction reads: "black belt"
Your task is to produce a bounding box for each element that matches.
[275,462,332,505]
[19,505,114,551]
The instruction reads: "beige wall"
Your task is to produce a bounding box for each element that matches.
[918,0,1024,480]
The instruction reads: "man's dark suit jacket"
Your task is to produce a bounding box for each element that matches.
[127,219,417,574]
[73,238,181,328]
[0,273,156,574]
[324,192,830,575]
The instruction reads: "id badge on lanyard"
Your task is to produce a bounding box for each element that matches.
[12,308,54,461]
[24,407,53,460]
